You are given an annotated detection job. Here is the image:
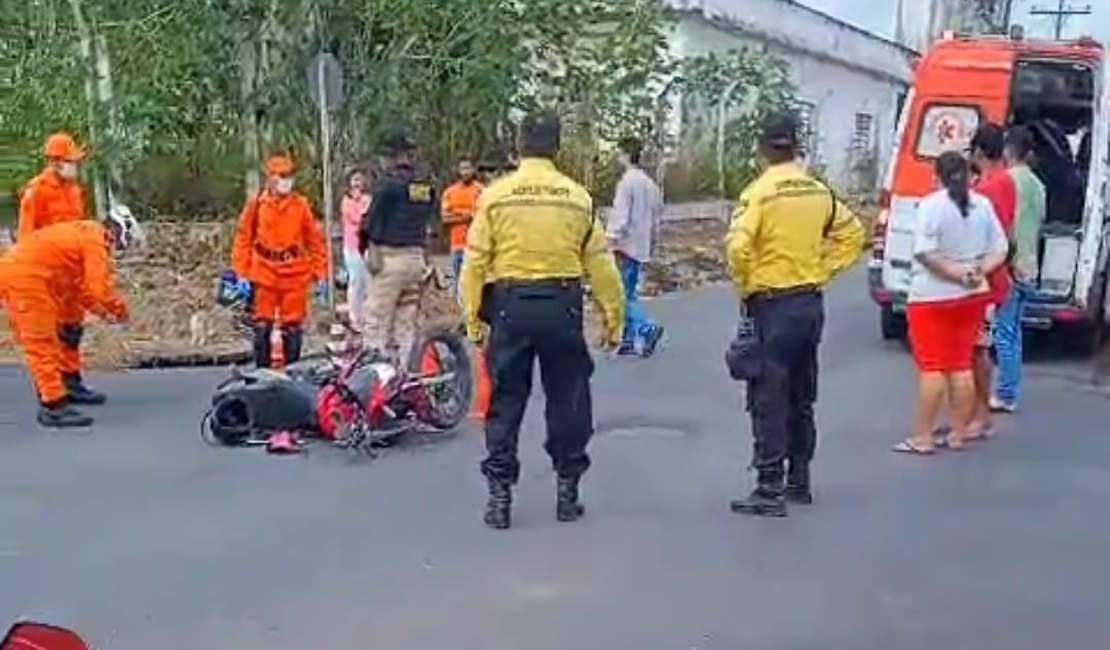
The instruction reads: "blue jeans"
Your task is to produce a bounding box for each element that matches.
[993,282,1031,405]
[343,248,369,328]
[615,252,657,344]
[450,250,465,306]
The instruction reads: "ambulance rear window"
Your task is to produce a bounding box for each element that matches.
[915,105,981,158]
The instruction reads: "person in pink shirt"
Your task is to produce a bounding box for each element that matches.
[340,170,372,330]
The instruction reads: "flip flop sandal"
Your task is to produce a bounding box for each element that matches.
[893,439,936,456]
[945,439,970,451]
[933,425,953,448]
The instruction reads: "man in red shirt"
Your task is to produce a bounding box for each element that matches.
[966,123,1016,440]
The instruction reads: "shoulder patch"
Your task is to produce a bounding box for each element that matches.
[407,182,433,203]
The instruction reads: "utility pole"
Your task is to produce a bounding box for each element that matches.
[1000,0,1014,31]
[1030,0,1092,40]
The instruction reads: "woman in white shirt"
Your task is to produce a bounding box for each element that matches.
[894,151,1009,455]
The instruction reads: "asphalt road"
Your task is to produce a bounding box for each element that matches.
[1,268,1109,650]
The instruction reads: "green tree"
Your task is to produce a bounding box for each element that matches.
[664,47,797,200]
[0,0,677,216]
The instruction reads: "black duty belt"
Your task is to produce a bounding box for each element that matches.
[494,277,582,292]
[747,283,822,305]
[253,242,305,263]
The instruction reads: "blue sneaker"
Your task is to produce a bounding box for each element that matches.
[616,341,638,356]
[640,325,665,358]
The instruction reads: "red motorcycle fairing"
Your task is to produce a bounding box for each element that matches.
[315,360,396,439]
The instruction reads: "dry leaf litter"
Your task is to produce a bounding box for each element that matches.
[0,217,789,370]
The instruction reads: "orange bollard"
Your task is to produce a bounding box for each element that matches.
[420,344,440,376]
[270,325,285,369]
[471,347,491,420]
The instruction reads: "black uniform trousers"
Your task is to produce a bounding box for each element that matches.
[745,289,825,482]
[480,279,594,485]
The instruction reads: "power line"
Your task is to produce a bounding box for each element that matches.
[1029,0,1092,40]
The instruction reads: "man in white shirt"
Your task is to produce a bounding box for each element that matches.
[607,137,665,357]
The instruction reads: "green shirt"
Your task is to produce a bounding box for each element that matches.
[1009,165,1047,280]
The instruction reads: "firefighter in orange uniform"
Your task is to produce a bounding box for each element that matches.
[0,220,131,428]
[17,132,107,405]
[230,155,328,367]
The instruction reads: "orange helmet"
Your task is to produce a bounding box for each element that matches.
[265,155,295,176]
[44,133,85,162]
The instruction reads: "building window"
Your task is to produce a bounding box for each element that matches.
[852,113,874,153]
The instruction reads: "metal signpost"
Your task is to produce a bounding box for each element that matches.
[307,51,344,312]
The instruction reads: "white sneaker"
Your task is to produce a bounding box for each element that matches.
[989,397,1016,414]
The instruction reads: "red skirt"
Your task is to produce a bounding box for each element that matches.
[907,295,989,373]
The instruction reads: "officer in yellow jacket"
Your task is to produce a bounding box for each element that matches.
[725,112,864,518]
[460,112,624,530]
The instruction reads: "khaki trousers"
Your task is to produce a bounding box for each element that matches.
[364,245,427,358]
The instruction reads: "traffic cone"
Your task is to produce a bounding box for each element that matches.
[471,347,490,420]
[327,303,351,358]
[271,324,285,369]
[421,343,440,376]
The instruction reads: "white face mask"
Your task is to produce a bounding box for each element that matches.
[57,162,79,180]
[275,178,294,195]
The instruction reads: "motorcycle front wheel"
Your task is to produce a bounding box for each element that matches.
[406,324,474,431]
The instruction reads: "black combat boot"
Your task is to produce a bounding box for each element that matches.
[484,480,512,530]
[252,322,273,368]
[730,471,787,518]
[556,476,585,523]
[38,399,94,428]
[282,326,305,365]
[786,462,813,505]
[63,372,107,406]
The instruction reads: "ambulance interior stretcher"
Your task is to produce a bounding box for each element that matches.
[1008,58,1095,296]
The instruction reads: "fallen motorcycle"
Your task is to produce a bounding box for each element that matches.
[201,324,474,455]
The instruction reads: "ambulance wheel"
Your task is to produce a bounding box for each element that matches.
[880,305,907,341]
[406,325,474,431]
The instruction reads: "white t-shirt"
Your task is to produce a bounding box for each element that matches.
[908,189,1009,304]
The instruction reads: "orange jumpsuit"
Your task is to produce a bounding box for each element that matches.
[18,167,89,375]
[441,180,484,253]
[231,190,327,326]
[0,221,129,404]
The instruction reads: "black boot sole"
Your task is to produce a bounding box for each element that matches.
[785,490,814,506]
[484,511,511,530]
[38,417,94,428]
[729,500,787,518]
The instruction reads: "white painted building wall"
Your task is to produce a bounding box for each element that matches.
[666,0,917,192]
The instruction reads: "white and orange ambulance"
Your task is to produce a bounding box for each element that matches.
[870,31,1110,352]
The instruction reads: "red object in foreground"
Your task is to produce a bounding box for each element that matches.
[1,622,90,650]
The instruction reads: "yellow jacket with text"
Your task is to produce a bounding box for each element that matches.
[460,158,624,341]
[725,163,864,298]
